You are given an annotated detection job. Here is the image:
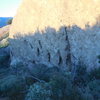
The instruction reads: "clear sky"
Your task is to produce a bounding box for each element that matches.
[0,0,22,17]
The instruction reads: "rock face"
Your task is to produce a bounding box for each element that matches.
[9,0,100,69]
[0,25,10,48]
[0,25,10,41]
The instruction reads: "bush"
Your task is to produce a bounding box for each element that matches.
[89,67,100,80]
[49,72,90,100]
[25,70,92,100]
[7,18,13,25]
[88,80,100,100]
[78,87,94,100]
[27,64,49,81]
[27,64,60,82]
[97,55,100,63]
[49,73,75,100]
[72,62,88,86]
[0,52,10,68]
[25,82,52,100]
[0,75,26,100]
[0,62,99,100]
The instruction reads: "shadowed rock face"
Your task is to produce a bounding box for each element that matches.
[9,0,100,69]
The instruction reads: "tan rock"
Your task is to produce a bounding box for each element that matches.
[10,0,100,35]
[0,25,10,41]
[9,0,100,69]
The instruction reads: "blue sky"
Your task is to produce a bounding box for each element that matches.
[0,0,22,17]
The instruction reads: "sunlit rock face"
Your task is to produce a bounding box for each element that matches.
[9,0,100,69]
[0,25,10,40]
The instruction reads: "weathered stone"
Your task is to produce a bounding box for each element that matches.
[0,25,10,41]
[9,0,100,69]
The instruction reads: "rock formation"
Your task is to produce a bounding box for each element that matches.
[0,25,10,48]
[0,25,10,41]
[9,0,100,69]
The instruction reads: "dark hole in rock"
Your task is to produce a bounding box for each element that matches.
[58,55,62,65]
[29,43,33,49]
[66,53,71,67]
[58,51,62,65]
[38,40,42,48]
[37,48,40,56]
[47,52,51,62]
[32,60,35,64]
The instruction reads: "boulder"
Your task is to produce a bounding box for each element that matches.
[0,25,10,41]
[9,0,100,69]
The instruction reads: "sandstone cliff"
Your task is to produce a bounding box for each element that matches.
[0,25,10,40]
[9,0,100,69]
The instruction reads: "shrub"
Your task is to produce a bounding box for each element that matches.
[27,64,49,81]
[88,80,100,100]
[11,62,28,76]
[25,70,92,100]
[89,67,100,80]
[72,62,88,86]
[25,82,52,100]
[0,52,10,68]
[0,75,26,100]
[7,18,13,25]
[97,55,100,63]
[27,64,60,82]
[49,72,87,100]
[0,62,99,100]
[10,62,36,87]
[49,73,74,100]
[78,87,94,100]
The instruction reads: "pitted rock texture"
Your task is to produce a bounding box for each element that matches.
[10,27,71,68]
[9,0,100,69]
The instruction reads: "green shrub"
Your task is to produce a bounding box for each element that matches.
[97,55,100,63]
[78,87,94,100]
[0,61,99,100]
[0,53,10,68]
[0,75,26,100]
[49,72,88,100]
[49,73,74,100]
[10,62,35,86]
[27,64,49,81]
[89,67,100,80]
[27,64,60,82]
[25,70,92,100]
[7,18,13,25]
[88,80,100,100]
[0,54,10,65]
[11,62,30,78]
[72,62,88,86]
[25,82,52,100]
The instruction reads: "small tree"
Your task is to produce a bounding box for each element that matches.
[7,18,13,25]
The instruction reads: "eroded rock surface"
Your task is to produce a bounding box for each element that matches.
[0,25,10,41]
[9,0,100,69]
